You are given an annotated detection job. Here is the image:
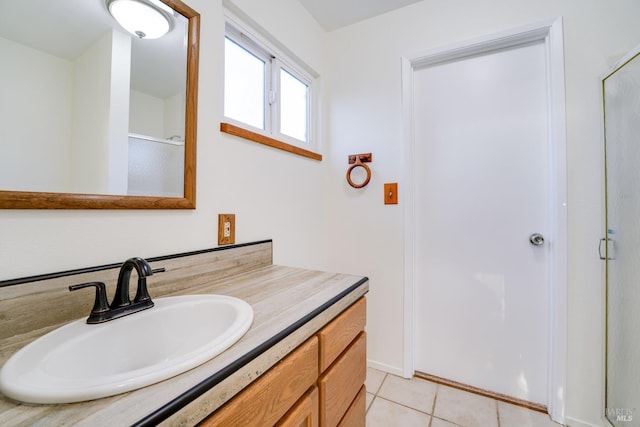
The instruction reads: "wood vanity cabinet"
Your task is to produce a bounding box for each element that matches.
[317,298,366,427]
[199,297,366,427]
[276,386,319,427]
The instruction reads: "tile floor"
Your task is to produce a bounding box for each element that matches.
[365,368,563,427]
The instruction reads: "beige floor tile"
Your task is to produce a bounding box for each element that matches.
[366,393,375,411]
[498,402,563,427]
[366,367,387,394]
[433,385,498,427]
[366,397,430,427]
[365,372,553,427]
[430,417,462,427]
[377,374,437,413]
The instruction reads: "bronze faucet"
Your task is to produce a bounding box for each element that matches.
[69,257,164,324]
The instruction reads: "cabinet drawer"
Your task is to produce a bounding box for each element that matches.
[317,297,366,372]
[200,336,318,427]
[338,385,365,427]
[318,332,366,427]
[276,386,318,427]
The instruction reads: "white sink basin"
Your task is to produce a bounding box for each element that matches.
[0,294,253,404]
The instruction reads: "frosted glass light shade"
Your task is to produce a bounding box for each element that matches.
[107,0,171,39]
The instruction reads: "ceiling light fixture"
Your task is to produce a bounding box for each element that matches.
[106,0,173,39]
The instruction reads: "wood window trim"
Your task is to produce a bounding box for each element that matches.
[220,122,322,161]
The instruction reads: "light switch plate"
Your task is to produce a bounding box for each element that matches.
[384,183,398,205]
[218,214,235,245]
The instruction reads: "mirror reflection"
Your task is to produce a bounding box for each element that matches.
[0,0,189,198]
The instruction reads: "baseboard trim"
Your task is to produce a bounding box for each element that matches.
[565,416,607,427]
[367,360,406,378]
[414,371,547,414]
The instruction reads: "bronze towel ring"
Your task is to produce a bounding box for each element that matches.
[346,153,372,189]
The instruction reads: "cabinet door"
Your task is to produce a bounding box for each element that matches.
[317,298,366,372]
[200,337,318,427]
[276,386,319,427]
[338,385,365,427]
[318,332,366,427]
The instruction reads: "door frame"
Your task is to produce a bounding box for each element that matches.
[401,19,568,423]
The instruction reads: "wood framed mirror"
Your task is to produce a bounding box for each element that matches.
[0,0,199,209]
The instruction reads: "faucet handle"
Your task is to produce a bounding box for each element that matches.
[133,267,165,304]
[69,282,110,323]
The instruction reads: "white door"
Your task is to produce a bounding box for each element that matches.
[413,40,551,405]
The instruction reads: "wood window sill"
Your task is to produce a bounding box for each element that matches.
[220,123,322,161]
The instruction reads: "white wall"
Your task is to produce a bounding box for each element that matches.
[163,92,186,140]
[0,0,328,278]
[323,1,640,426]
[129,90,185,140]
[212,0,330,272]
[107,30,132,195]
[71,30,131,195]
[0,37,73,192]
[130,90,165,137]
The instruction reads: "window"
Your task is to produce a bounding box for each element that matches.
[222,15,319,159]
[279,68,309,142]
[224,37,266,130]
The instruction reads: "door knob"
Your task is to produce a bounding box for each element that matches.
[529,233,545,246]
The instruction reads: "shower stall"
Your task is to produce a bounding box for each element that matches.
[603,44,640,426]
[127,133,185,197]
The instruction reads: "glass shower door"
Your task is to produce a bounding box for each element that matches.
[603,47,640,426]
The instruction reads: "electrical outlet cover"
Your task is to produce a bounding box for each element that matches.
[218,214,235,245]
